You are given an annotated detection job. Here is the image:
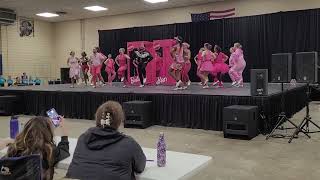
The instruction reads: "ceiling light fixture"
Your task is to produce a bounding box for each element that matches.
[36,12,59,18]
[144,0,168,3]
[84,6,108,12]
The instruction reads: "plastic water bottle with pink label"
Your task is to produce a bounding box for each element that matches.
[157,132,166,167]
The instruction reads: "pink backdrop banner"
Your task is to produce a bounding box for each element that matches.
[126,39,175,86]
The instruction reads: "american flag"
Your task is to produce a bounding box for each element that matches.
[191,8,236,22]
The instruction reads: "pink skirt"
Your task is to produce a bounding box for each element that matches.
[212,62,229,74]
[170,62,184,71]
[69,67,80,78]
[200,61,214,72]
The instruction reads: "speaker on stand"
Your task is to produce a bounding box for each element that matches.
[266,53,299,140]
[288,51,320,143]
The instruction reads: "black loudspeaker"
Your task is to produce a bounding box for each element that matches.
[223,105,258,139]
[271,53,292,82]
[296,52,318,83]
[250,69,268,96]
[123,101,153,129]
[60,68,71,84]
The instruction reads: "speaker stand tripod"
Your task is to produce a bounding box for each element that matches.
[288,85,320,143]
[266,83,301,140]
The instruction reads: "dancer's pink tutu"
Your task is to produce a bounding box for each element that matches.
[212,52,229,74]
[212,62,229,74]
[200,61,214,72]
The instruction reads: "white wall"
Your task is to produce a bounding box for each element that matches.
[1,19,54,80]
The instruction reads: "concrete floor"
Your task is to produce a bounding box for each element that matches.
[0,103,320,180]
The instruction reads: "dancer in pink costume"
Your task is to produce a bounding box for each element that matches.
[194,48,205,85]
[169,36,186,90]
[115,48,130,87]
[154,43,163,85]
[212,45,229,88]
[89,47,107,88]
[181,42,192,88]
[229,42,246,87]
[104,54,116,85]
[67,51,81,88]
[199,43,216,89]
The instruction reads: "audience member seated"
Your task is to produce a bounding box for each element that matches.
[14,77,21,85]
[21,72,28,84]
[35,77,41,85]
[66,101,146,180]
[7,76,13,86]
[0,76,5,87]
[4,116,70,180]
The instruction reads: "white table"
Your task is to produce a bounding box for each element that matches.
[1,137,212,180]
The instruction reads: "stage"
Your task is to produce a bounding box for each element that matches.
[0,83,308,132]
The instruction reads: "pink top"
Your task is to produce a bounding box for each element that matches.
[117,54,127,66]
[105,58,115,69]
[90,53,105,66]
[229,52,236,66]
[234,49,244,60]
[174,46,184,63]
[203,50,213,62]
[68,57,79,69]
[215,52,227,63]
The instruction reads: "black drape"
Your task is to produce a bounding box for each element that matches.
[0,84,308,132]
[99,8,320,82]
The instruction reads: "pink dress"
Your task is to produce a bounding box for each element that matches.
[105,58,115,72]
[170,46,184,71]
[212,52,229,74]
[117,54,128,78]
[68,57,80,78]
[200,50,214,72]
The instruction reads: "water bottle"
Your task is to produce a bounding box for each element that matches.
[157,132,166,167]
[10,116,19,139]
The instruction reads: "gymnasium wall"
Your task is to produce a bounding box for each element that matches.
[1,20,55,80]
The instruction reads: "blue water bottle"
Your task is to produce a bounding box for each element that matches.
[10,116,19,139]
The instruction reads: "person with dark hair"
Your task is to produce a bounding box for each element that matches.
[115,48,130,88]
[90,47,107,88]
[67,51,81,88]
[80,51,90,86]
[132,44,153,87]
[104,54,116,85]
[5,116,70,180]
[66,101,146,180]
[212,45,229,88]
[199,43,216,89]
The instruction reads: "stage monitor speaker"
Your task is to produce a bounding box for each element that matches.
[123,101,153,129]
[60,68,71,84]
[223,105,258,139]
[296,52,318,83]
[250,69,268,96]
[271,53,292,82]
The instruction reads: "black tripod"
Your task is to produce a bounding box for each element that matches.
[288,84,320,143]
[266,83,300,140]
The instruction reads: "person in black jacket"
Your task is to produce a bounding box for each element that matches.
[66,101,146,180]
[5,116,70,180]
[132,45,153,87]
